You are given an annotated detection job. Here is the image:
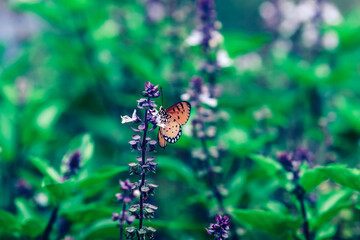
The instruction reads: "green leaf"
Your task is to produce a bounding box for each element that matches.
[318,190,352,214]
[35,101,65,130]
[249,154,283,176]
[231,209,301,238]
[22,218,46,238]
[15,198,45,238]
[149,219,203,231]
[312,202,351,229]
[0,210,21,237]
[300,168,327,193]
[77,166,128,188]
[224,170,246,206]
[30,156,61,182]
[81,219,117,240]
[44,180,75,202]
[0,107,16,161]
[315,224,337,240]
[157,156,197,184]
[311,190,353,229]
[61,203,114,224]
[334,96,360,133]
[317,165,360,191]
[15,198,32,221]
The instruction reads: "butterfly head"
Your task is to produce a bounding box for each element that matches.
[159,106,166,115]
[159,106,168,122]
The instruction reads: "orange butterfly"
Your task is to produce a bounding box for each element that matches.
[158,101,191,148]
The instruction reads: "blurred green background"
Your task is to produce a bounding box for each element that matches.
[1,0,360,239]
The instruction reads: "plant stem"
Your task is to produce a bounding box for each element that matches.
[294,179,310,240]
[201,138,224,213]
[120,199,127,240]
[42,206,59,240]
[299,195,311,240]
[139,99,150,230]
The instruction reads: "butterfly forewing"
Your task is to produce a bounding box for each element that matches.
[165,101,191,125]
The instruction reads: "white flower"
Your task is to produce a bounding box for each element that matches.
[279,18,300,38]
[147,2,165,23]
[322,30,339,50]
[34,192,49,207]
[217,50,233,68]
[150,108,165,128]
[199,92,218,107]
[185,29,223,48]
[235,52,262,72]
[259,1,276,21]
[209,30,224,48]
[279,1,297,20]
[321,2,343,26]
[181,92,191,101]
[301,22,319,48]
[296,0,317,23]
[121,109,138,124]
[185,30,203,46]
[273,39,293,55]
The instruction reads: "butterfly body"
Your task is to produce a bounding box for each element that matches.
[158,101,191,148]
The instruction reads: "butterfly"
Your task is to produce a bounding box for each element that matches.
[157,101,191,148]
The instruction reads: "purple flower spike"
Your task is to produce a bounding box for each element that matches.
[117,82,159,240]
[206,215,231,240]
[142,82,160,98]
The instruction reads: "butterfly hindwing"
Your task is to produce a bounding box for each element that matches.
[162,114,182,144]
[165,101,191,125]
[158,126,167,148]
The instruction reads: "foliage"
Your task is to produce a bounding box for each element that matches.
[1,0,360,239]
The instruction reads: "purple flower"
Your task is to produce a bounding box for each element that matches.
[294,147,313,164]
[191,76,203,92]
[112,212,120,221]
[68,151,81,173]
[120,179,134,191]
[142,82,160,98]
[277,151,294,172]
[63,151,82,180]
[277,147,313,174]
[15,178,32,197]
[206,215,231,240]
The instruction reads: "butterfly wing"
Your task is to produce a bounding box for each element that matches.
[165,101,191,125]
[162,114,182,144]
[158,126,167,148]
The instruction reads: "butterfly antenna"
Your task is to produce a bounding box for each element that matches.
[160,87,164,107]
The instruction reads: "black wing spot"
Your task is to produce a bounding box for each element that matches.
[177,116,180,119]
[176,106,180,111]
